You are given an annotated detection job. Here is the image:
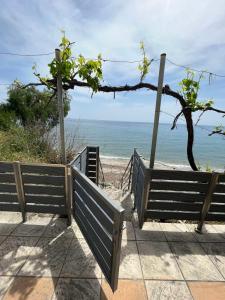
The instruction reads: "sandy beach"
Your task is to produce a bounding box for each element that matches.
[100,155,192,217]
[100,155,192,187]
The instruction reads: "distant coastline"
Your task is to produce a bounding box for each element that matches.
[64,118,225,171]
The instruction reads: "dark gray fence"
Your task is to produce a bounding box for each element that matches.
[70,146,99,185]
[132,150,225,231]
[70,147,87,174]
[0,161,71,223]
[132,151,149,227]
[71,166,124,291]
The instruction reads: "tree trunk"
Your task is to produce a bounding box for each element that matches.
[183,109,198,171]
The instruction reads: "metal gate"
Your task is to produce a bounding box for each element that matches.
[71,166,124,292]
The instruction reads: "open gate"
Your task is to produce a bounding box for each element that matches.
[71,165,124,292]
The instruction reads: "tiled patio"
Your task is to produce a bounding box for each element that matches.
[0,213,225,300]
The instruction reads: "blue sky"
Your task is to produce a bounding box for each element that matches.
[0,0,225,125]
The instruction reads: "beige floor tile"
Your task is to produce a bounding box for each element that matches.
[160,222,197,242]
[42,218,73,238]
[61,239,101,278]
[145,280,192,300]
[11,217,51,237]
[137,241,183,280]
[53,278,101,300]
[0,276,14,299]
[201,242,225,278]
[0,213,21,223]
[122,222,135,240]
[188,282,225,300]
[187,224,225,242]
[119,240,143,279]
[134,222,166,241]
[3,276,56,300]
[0,236,6,245]
[170,242,223,280]
[101,279,147,300]
[0,237,38,275]
[19,236,71,277]
[212,224,225,239]
[0,223,18,236]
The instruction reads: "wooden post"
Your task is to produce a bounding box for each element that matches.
[13,162,26,222]
[65,166,72,226]
[149,53,166,169]
[55,49,66,164]
[196,172,219,233]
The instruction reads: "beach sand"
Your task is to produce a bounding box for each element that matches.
[100,156,192,220]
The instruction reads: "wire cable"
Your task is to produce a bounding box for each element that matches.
[166,58,225,78]
[0,51,54,57]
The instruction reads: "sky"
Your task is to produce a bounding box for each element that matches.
[0,0,225,125]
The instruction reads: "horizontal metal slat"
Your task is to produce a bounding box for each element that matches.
[25,195,65,205]
[148,201,202,212]
[150,181,208,193]
[214,184,225,194]
[145,210,200,220]
[22,174,64,186]
[75,201,112,266]
[24,185,64,196]
[0,194,18,203]
[21,164,65,176]
[206,213,225,221]
[149,191,205,202]
[75,208,111,281]
[208,204,225,213]
[0,173,15,183]
[26,204,66,214]
[0,183,17,193]
[75,181,113,234]
[74,191,112,252]
[0,203,20,211]
[0,162,14,173]
[219,175,225,183]
[151,169,211,182]
[211,194,225,203]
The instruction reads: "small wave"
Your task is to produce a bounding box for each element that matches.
[100,155,130,160]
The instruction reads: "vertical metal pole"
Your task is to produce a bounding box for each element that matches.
[55,49,66,164]
[149,53,166,169]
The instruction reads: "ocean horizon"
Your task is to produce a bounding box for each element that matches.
[63,118,225,171]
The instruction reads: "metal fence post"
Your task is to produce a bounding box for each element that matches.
[55,49,66,164]
[149,53,166,169]
[196,172,219,233]
[13,162,26,222]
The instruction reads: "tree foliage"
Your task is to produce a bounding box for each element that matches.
[0,82,70,129]
[179,70,213,111]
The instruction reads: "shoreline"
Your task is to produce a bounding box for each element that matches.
[100,155,224,173]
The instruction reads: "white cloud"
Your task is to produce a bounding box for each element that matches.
[0,0,225,124]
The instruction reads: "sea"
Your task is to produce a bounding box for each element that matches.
[64,119,225,171]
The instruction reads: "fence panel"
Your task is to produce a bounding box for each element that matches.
[20,163,67,215]
[145,169,212,221]
[71,166,124,292]
[207,174,225,221]
[0,162,20,212]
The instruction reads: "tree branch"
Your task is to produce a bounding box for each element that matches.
[171,110,184,130]
[209,130,225,136]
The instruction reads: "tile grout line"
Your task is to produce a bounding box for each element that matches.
[198,241,225,281]
[134,232,149,300]
[166,241,195,300]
